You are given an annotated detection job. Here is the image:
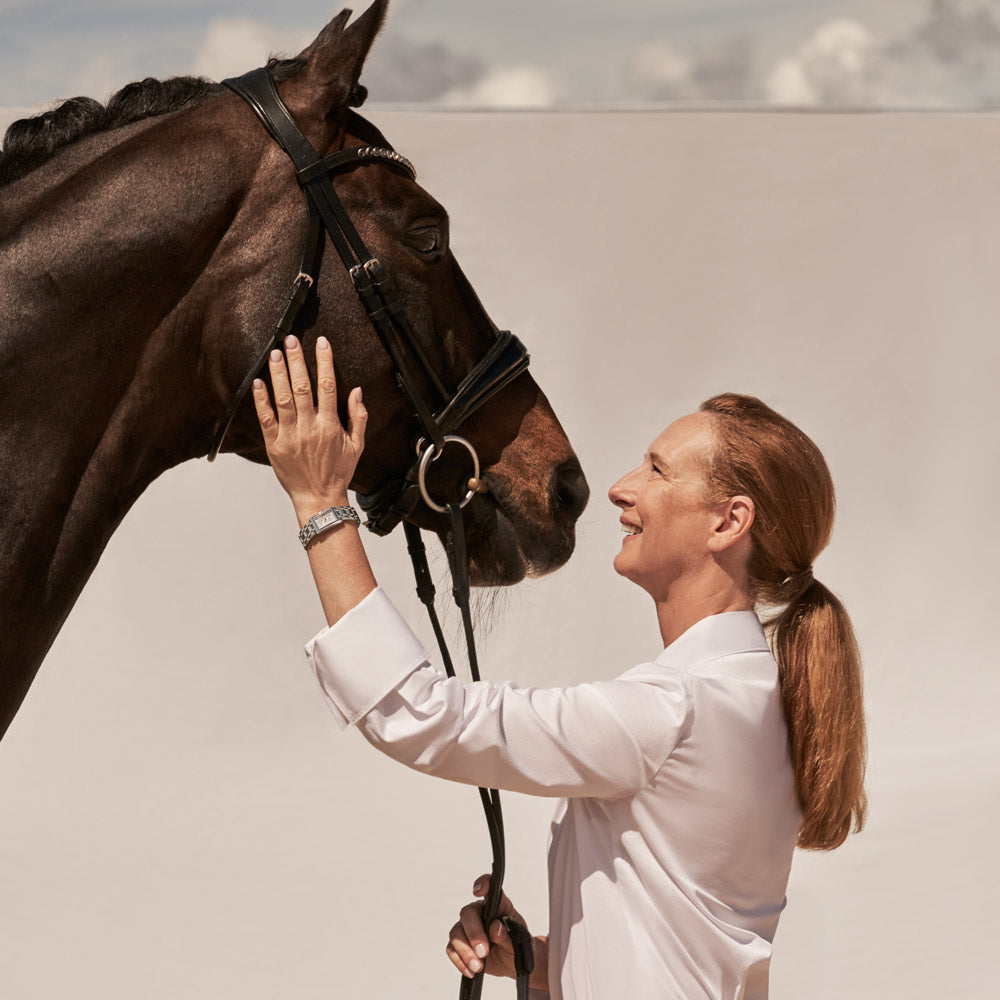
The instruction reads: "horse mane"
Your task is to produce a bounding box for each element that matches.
[0,57,305,187]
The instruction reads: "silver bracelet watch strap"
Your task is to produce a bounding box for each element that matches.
[298,505,361,549]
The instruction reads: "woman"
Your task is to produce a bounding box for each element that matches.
[253,335,867,1000]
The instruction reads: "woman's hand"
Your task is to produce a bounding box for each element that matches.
[446,875,549,992]
[253,334,377,627]
[252,334,367,521]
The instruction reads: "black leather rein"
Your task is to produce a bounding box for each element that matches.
[214,67,533,1000]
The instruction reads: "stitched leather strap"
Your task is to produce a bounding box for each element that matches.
[503,917,535,1000]
[208,202,322,460]
[223,68,452,452]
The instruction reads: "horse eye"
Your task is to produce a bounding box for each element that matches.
[407,225,443,260]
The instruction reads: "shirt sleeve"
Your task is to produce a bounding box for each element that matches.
[304,588,693,799]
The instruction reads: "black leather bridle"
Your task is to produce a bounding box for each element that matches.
[213,67,534,1000]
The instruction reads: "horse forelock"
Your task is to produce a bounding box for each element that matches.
[0,57,310,188]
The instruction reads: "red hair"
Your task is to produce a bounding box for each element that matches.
[700,393,867,851]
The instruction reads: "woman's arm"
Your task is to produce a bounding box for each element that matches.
[446,876,549,995]
[252,335,375,626]
[258,337,692,799]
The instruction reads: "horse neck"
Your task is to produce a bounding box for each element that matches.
[0,109,267,736]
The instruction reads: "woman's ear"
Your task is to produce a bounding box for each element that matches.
[707,495,755,552]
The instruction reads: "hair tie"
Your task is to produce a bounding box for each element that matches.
[781,566,814,597]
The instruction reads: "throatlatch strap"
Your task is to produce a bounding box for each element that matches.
[207,202,322,461]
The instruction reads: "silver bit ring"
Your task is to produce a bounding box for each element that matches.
[417,436,480,513]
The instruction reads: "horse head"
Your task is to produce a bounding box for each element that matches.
[191,1,589,584]
[0,2,586,736]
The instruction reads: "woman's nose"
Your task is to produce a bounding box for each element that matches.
[608,470,636,509]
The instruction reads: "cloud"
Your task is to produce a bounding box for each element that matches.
[191,17,312,81]
[363,34,485,102]
[765,1,1000,107]
[185,13,551,109]
[186,17,487,104]
[624,1,1000,108]
[911,0,1000,64]
[764,19,879,105]
[630,35,756,102]
[441,64,557,108]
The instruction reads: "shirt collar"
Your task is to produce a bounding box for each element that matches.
[653,610,770,676]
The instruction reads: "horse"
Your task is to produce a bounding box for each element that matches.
[0,0,589,741]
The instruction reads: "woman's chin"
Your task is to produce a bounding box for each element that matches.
[612,548,636,582]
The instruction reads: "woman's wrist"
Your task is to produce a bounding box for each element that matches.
[292,493,352,527]
[529,935,549,993]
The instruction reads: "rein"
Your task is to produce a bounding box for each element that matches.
[216,67,533,999]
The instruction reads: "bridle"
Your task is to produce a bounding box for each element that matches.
[212,67,534,999]
[208,68,529,538]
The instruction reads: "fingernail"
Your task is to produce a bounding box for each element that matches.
[473,878,485,891]
[469,959,481,973]
[475,944,488,959]
[318,336,330,350]
[270,349,282,362]
[355,387,363,404]
[284,335,298,349]
[253,379,264,390]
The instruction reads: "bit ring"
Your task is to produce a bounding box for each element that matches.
[417,436,480,513]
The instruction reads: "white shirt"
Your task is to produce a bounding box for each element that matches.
[305,588,801,1000]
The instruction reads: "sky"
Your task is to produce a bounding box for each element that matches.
[2,0,1000,111]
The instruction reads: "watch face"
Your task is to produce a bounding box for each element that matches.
[315,510,338,529]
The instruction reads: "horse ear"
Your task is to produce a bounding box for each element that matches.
[296,9,354,60]
[287,1,388,124]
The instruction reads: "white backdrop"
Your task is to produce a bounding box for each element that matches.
[2,109,997,999]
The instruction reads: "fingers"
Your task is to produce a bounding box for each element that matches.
[447,876,526,983]
[446,921,485,979]
[262,336,324,425]
[314,336,338,423]
[472,875,519,923]
[267,345,297,426]
[268,335,364,431]
[489,918,511,947]
[459,900,490,962]
[282,336,316,421]
[347,386,368,451]
[252,378,277,442]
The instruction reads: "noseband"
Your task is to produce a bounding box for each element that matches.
[215,67,533,1000]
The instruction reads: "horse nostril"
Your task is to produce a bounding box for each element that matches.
[552,460,590,520]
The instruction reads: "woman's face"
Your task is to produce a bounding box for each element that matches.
[608,412,722,601]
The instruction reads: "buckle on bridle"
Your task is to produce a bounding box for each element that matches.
[417,435,481,513]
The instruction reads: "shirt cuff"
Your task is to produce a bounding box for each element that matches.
[304,587,430,730]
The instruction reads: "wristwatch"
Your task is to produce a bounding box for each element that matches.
[298,505,361,549]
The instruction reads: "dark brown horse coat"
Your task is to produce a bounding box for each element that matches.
[0,2,588,740]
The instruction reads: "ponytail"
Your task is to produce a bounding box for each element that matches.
[700,393,867,851]
[770,580,867,849]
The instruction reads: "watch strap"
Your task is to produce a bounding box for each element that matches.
[298,505,361,548]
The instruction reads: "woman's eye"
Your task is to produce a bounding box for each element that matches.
[407,226,443,259]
